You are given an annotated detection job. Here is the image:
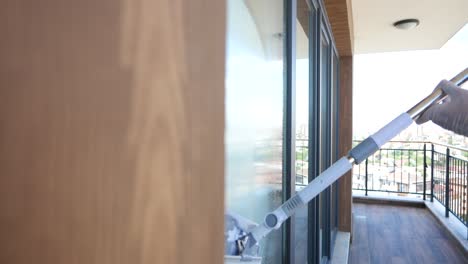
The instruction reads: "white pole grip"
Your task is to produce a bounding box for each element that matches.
[370,113,413,148]
[251,157,352,243]
[298,157,352,202]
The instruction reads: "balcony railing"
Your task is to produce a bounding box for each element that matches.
[351,140,468,228]
[296,139,309,185]
[294,139,468,229]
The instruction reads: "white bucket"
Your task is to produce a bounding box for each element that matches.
[224,255,262,264]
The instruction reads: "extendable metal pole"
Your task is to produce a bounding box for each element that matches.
[237,67,468,254]
[408,67,468,120]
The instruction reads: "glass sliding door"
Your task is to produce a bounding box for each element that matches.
[225,0,285,263]
[224,1,341,263]
[294,1,311,263]
[319,22,332,261]
[298,2,340,263]
[330,49,340,248]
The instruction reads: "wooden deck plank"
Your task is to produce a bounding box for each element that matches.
[349,203,467,264]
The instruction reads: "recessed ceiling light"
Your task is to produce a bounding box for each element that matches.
[393,19,420,30]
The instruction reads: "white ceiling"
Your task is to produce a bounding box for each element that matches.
[351,0,468,54]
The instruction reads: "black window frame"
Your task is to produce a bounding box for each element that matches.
[283,0,341,263]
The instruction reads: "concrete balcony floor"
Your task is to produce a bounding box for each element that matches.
[349,203,468,264]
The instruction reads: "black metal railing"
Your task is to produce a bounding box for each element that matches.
[351,140,468,228]
[352,141,428,196]
[296,139,309,185]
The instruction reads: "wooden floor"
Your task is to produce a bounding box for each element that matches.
[349,203,467,264]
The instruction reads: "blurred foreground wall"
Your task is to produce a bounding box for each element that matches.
[0,1,225,263]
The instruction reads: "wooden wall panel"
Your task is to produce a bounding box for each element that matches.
[337,56,353,233]
[324,0,354,56]
[297,0,310,38]
[0,0,225,263]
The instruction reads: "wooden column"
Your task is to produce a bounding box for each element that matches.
[337,56,353,232]
[0,0,225,263]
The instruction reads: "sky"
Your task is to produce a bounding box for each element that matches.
[353,23,468,139]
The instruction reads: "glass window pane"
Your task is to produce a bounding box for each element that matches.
[319,36,330,173]
[330,51,339,243]
[294,1,310,263]
[225,0,284,263]
[319,29,331,259]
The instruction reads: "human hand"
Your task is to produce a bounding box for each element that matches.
[416,80,468,137]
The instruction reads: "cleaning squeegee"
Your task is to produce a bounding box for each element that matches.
[231,67,468,257]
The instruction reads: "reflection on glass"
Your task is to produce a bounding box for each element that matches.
[225,0,284,263]
[319,31,331,259]
[294,1,310,263]
[330,52,339,241]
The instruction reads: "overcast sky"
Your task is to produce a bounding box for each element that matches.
[353,23,468,138]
